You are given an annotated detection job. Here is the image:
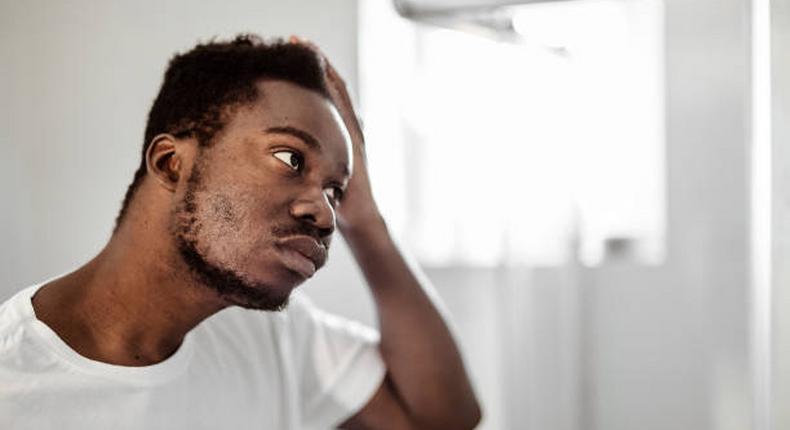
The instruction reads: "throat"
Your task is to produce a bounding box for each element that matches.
[29,259,218,367]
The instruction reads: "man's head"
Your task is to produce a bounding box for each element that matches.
[119,35,352,311]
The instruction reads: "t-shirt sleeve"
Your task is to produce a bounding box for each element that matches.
[286,292,386,429]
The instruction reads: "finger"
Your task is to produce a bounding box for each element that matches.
[289,35,322,55]
[286,36,344,80]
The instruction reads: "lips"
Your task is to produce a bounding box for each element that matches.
[276,236,328,278]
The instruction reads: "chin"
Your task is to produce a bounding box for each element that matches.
[220,267,303,310]
[177,237,304,311]
[247,261,308,288]
[220,279,294,311]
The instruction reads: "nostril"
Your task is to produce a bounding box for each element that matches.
[293,211,332,237]
[317,226,333,238]
[299,213,317,224]
[289,196,335,233]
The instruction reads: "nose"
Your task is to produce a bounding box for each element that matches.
[289,189,336,237]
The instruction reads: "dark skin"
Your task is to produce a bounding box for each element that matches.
[31,39,481,430]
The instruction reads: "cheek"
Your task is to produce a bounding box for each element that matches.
[196,186,283,261]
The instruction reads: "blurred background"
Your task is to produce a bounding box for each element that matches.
[1,0,789,429]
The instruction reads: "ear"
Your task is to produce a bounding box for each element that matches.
[145,134,182,192]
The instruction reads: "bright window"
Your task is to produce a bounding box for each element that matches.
[360,0,665,267]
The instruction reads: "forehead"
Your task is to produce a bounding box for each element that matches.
[229,80,351,159]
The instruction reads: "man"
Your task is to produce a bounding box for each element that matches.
[0,34,481,429]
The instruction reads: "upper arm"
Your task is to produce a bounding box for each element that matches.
[339,374,416,430]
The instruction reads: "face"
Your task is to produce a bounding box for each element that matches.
[172,80,352,311]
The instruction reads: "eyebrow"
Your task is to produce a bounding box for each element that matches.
[264,126,322,152]
[264,125,350,178]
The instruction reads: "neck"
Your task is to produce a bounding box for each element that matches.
[32,198,227,366]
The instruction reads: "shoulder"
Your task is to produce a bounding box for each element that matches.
[193,290,381,374]
[197,290,315,333]
[281,291,380,345]
[0,286,39,345]
[196,290,377,344]
[189,290,327,352]
[0,285,51,372]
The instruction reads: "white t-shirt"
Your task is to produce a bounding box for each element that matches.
[0,282,385,430]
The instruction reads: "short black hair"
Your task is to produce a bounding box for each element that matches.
[115,34,330,228]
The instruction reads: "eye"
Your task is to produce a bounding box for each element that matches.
[324,186,344,206]
[273,150,303,171]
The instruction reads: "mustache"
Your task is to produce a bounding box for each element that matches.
[271,224,331,245]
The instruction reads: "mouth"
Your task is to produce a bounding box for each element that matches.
[275,235,328,279]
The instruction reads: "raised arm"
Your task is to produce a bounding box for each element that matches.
[289,36,482,430]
